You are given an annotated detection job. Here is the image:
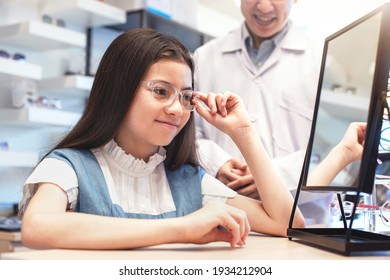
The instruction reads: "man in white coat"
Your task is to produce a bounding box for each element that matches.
[194,0,333,225]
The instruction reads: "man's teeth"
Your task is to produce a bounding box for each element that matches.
[255,15,274,22]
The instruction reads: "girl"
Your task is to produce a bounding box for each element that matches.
[19,28,363,249]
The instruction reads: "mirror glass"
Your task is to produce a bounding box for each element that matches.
[306,12,383,187]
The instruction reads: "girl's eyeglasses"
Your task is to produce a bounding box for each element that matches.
[143,80,198,112]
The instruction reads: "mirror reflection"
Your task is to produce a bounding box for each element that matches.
[307,12,383,187]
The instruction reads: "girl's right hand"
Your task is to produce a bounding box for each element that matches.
[194,91,251,137]
[178,202,251,247]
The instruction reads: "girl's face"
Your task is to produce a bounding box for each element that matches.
[115,59,193,161]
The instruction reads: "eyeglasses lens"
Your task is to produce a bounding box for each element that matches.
[151,82,195,111]
[13,53,26,62]
[42,14,66,28]
[42,14,52,24]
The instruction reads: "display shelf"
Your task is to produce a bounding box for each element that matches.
[321,89,370,121]
[41,0,126,28]
[0,20,86,50]
[37,75,93,97]
[0,57,42,80]
[0,151,39,167]
[0,107,81,127]
[105,0,145,11]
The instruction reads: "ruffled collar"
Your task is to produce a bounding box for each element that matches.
[101,139,166,176]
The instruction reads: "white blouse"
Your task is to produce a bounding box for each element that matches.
[20,140,236,215]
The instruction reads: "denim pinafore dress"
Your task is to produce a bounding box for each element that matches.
[48,148,205,219]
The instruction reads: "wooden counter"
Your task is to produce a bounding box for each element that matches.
[2,233,390,260]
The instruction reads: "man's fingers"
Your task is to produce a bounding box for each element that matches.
[227,174,254,189]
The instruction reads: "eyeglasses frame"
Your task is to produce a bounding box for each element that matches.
[142,80,198,112]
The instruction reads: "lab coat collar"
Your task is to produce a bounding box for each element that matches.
[279,24,309,52]
[220,24,244,53]
[220,22,309,54]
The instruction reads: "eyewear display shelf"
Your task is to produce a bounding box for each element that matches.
[85,9,214,76]
[288,158,390,256]
[288,148,390,256]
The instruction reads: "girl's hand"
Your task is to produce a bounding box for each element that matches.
[194,91,251,137]
[179,202,251,247]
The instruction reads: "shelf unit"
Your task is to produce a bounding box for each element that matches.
[0,20,86,50]
[37,75,93,97]
[41,0,126,28]
[0,57,42,80]
[1,0,45,3]
[0,151,39,167]
[86,9,214,75]
[0,107,81,127]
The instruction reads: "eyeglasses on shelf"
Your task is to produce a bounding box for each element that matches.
[330,199,390,228]
[42,14,66,28]
[0,50,26,62]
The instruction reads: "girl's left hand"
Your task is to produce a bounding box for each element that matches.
[194,91,251,136]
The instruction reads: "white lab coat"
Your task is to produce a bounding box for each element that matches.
[194,23,333,225]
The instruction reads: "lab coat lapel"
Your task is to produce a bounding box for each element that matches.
[257,26,308,77]
[239,45,258,76]
[257,47,282,76]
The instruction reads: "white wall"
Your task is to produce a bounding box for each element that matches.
[292,0,389,42]
[196,4,242,37]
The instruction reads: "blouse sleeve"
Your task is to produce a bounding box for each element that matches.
[201,173,237,206]
[19,158,79,216]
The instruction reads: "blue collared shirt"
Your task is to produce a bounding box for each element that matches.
[244,20,292,68]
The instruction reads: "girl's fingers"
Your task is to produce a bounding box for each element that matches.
[207,92,218,114]
[194,203,250,247]
[196,91,231,117]
[194,96,215,123]
[223,204,250,246]
[219,214,241,247]
[215,93,227,117]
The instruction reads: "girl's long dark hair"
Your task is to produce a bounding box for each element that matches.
[51,28,200,170]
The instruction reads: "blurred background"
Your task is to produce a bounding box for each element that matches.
[0,0,388,215]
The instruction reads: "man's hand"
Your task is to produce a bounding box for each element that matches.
[216,158,248,184]
[217,158,260,200]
